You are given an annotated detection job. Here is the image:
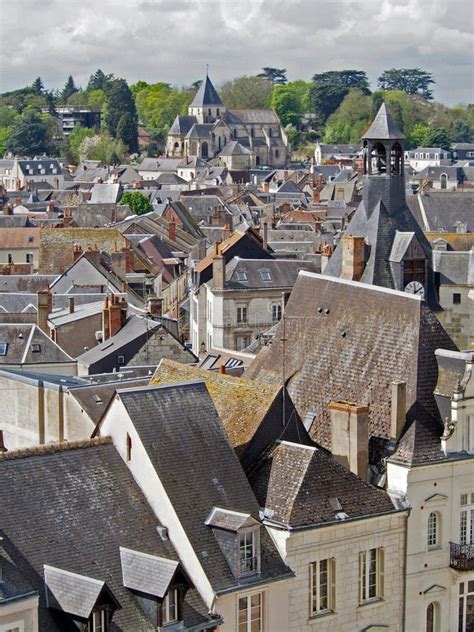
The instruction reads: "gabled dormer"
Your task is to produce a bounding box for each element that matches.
[205,507,261,579]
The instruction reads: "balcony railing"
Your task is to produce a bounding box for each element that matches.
[239,556,258,574]
[449,541,474,571]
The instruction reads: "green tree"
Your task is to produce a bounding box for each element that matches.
[134,83,192,137]
[312,70,370,93]
[78,131,127,163]
[258,67,287,85]
[271,81,311,127]
[0,127,10,155]
[130,81,149,99]
[61,75,79,103]
[116,112,137,153]
[65,125,95,164]
[32,77,44,94]
[87,69,114,92]
[220,76,273,109]
[450,119,473,143]
[323,89,373,142]
[425,127,451,150]
[378,68,435,99]
[86,89,106,111]
[0,104,19,128]
[6,111,53,155]
[120,191,153,215]
[104,79,138,152]
[309,83,348,124]
[407,124,430,148]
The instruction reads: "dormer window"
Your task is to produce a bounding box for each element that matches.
[88,608,108,632]
[162,587,179,624]
[239,530,257,573]
[259,269,272,281]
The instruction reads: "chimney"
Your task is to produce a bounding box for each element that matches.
[73,244,83,262]
[68,297,75,314]
[37,290,52,333]
[14,197,21,208]
[147,297,163,317]
[262,222,268,251]
[222,223,231,241]
[391,381,406,439]
[133,180,143,190]
[103,294,126,340]
[2,204,12,216]
[341,235,366,282]
[47,200,55,213]
[219,364,226,374]
[263,181,270,193]
[0,430,7,453]
[329,401,369,480]
[168,220,176,242]
[212,243,225,290]
[312,188,320,204]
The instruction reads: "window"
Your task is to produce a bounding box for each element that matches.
[235,270,248,282]
[259,269,272,281]
[163,588,179,624]
[7,254,13,264]
[26,253,33,264]
[31,343,41,353]
[238,593,263,632]
[117,355,125,365]
[463,417,474,452]
[88,609,106,632]
[460,493,474,545]
[239,530,257,574]
[0,624,24,632]
[427,512,439,548]
[236,335,251,351]
[426,601,440,632]
[310,559,335,616]
[237,306,247,324]
[275,149,279,158]
[359,548,384,603]
[459,581,474,631]
[403,259,425,286]
[453,293,461,304]
[216,108,220,116]
[126,434,132,462]
[272,303,282,322]
[0,343,7,356]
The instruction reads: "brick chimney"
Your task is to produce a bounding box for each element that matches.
[47,200,55,213]
[133,180,143,190]
[212,243,225,290]
[329,401,369,480]
[73,244,83,262]
[390,381,407,439]
[263,181,270,193]
[102,294,126,340]
[341,235,366,281]
[312,188,320,204]
[147,297,163,317]
[68,297,75,314]
[37,290,52,334]
[168,220,176,242]
[222,223,231,241]
[262,222,268,251]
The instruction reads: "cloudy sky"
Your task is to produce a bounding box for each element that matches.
[1,0,473,105]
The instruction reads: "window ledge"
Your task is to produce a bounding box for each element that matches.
[428,545,443,552]
[358,598,384,609]
[308,611,336,623]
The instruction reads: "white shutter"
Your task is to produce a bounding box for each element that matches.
[359,552,365,603]
[377,548,385,598]
[330,558,336,611]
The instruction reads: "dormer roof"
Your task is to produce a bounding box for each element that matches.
[190,76,223,108]
[363,103,405,141]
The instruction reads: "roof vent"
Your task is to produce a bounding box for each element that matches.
[329,497,342,511]
[259,507,275,521]
[156,525,168,541]
[317,307,323,313]
[335,512,349,521]
[325,308,330,314]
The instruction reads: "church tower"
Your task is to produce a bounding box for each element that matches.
[362,103,406,216]
[188,75,225,124]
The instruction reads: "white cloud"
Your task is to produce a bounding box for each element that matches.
[0,0,472,104]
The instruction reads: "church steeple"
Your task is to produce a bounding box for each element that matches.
[188,75,225,123]
[362,104,406,215]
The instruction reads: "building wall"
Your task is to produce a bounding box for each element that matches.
[436,285,472,350]
[53,312,103,358]
[0,595,39,632]
[0,248,39,269]
[127,330,194,367]
[267,513,407,632]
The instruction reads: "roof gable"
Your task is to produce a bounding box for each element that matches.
[190,76,223,107]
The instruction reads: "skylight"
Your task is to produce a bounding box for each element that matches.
[259,269,272,281]
[235,270,248,282]
[0,342,8,356]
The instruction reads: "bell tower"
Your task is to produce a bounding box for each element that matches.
[362,103,406,216]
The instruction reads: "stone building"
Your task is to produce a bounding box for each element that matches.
[166,75,290,168]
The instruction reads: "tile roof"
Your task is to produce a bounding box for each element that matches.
[250,440,396,528]
[0,439,212,631]
[247,272,457,464]
[0,227,41,250]
[115,382,291,593]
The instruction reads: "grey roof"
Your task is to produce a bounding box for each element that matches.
[44,565,114,619]
[120,547,179,598]
[247,272,457,465]
[219,140,251,156]
[224,109,280,124]
[432,250,473,285]
[363,103,405,140]
[185,123,213,140]
[277,180,301,193]
[224,257,317,290]
[408,191,474,232]
[0,440,213,631]
[250,440,396,528]
[48,301,103,326]
[205,507,254,532]
[89,183,122,204]
[0,275,57,294]
[389,231,416,262]
[190,76,223,107]
[138,157,182,173]
[169,114,198,136]
[116,382,291,593]
[18,159,62,177]
[0,324,74,366]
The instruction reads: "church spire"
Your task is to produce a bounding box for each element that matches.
[363,103,404,141]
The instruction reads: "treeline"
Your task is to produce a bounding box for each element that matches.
[1,67,473,162]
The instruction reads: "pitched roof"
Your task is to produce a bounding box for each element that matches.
[116,382,291,593]
[0,324,74,366]
[225,110,280,125]
[408,191,474,233]
[190,76,223,107]
[247,272,457,464]
[0,227,40,250]
[168,114,198,136]
[224,257,317,290]
[250,440,396,528]
[363,103,405,140]
[219,140,251,156]
[0,440,212,631]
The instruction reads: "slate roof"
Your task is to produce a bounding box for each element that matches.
[250,441,396,528]
[190,76,223,107]
[224,110,280,125]
[363,103,404,140]
[168,114,198,136]
[18,159,62,177]
[0,440,213,631]
[408,191,474,233]
[89,183,122,204]
[115,382,291,593]
[224,257,317,290]
[119,547,179,598]
[0,324,74,366]
[432,250,473,285]
[219,141,251,156]
[247,272,457,464]
[185,124,213,140]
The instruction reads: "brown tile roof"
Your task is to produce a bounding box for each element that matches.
[194,231,246,273]
[0,227,41,250]
[150,358,281,455]
[38,228,124,274]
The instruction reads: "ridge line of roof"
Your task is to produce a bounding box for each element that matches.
[299,271,423,300]
[0,437,112,461]
[117,379,206,396]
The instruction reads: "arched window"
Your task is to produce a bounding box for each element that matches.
[390,141,403,175]
[371,142,387,174]
[201,142,209,159]
[440,173,447,189]
[426,601,439,632]
[255,156,260,166]
[427,512,439,548]
[173,142,179,149]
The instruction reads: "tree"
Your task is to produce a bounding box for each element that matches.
[271,81,311,127]
[378,68,435,99]
[129,81,149,99]
[450,119,473,143]
[311,70,370,94]
[407,123,430,148]
[87,69,114,92]
[258,67,287,85]
[220,76,273,109]
[104,79,138,151]
[64,125,95,164]
[120,191,153,215]
[116,112,138,153]
[61,76,79,103]
[134,83,193,137]
[323,89,373,143]
[425,127,451,150]
[78,131,127,163]
[6,111,53,155]
[309,83,348,124]
[32,77,44,94]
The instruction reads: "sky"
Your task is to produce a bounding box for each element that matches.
[1,0,473,105]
